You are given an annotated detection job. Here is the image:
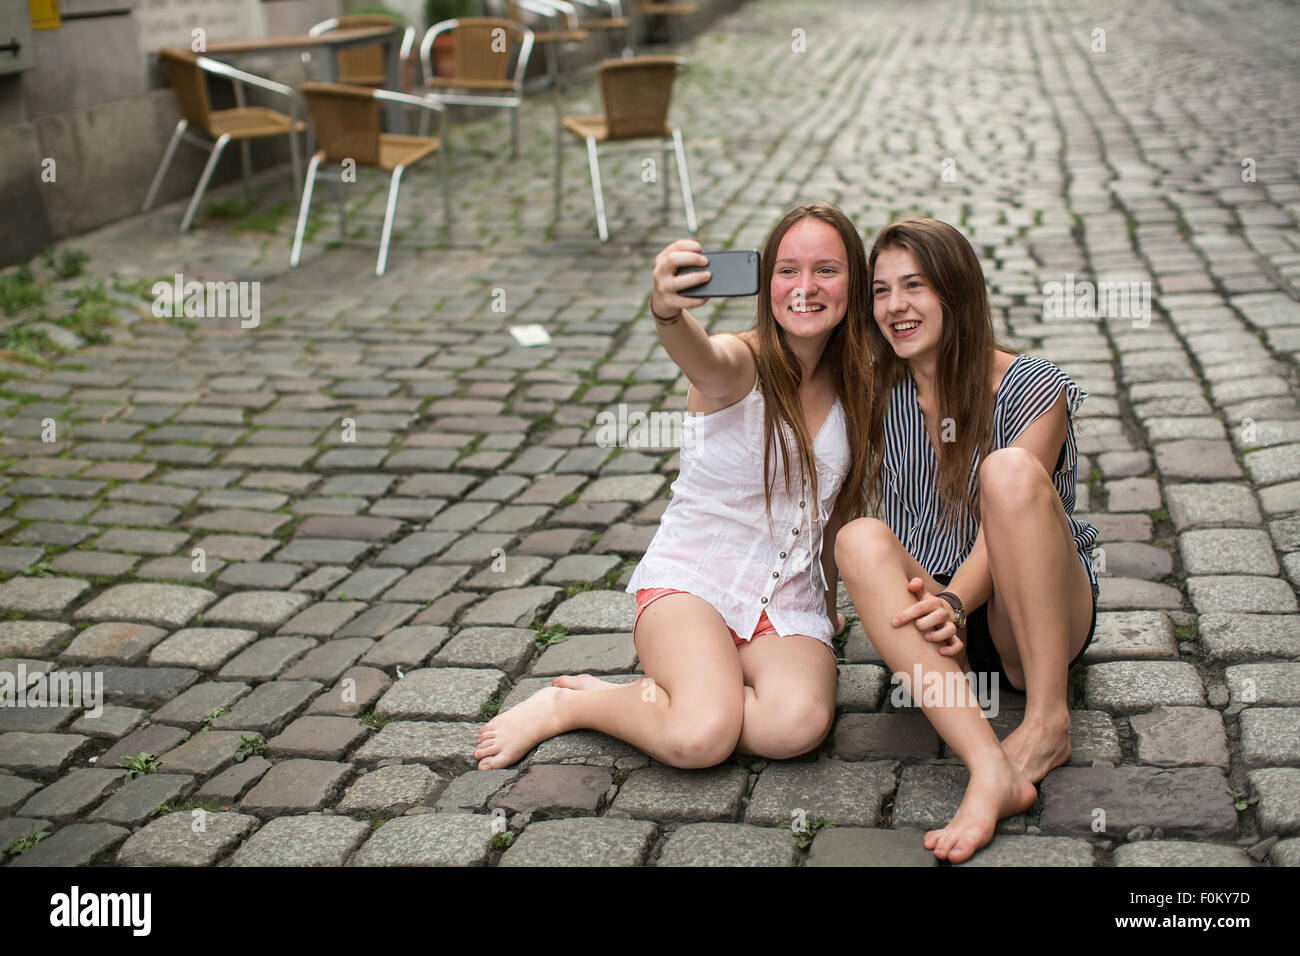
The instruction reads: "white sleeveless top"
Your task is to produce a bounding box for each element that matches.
[626,374,851,643]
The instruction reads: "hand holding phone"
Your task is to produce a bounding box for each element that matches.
[650,239,711,321]
[675,250,760,297]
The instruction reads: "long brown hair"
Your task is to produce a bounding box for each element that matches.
[864,217,1017,529]
[737,201,873,537]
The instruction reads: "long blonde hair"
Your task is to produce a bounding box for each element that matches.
[740,201,874,535]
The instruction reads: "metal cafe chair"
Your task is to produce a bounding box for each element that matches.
[557,55,697,241]
[504,0,587,92]
[302,14,419,90]
[289,82,450,277]
[142,48,305,233]
[572,0,635,58]
[418,17,534,160]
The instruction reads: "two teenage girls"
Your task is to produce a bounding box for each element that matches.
[474,203,1097,864]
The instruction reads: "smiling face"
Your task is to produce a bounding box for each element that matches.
[770,218,849,341]
[871,247,945,360]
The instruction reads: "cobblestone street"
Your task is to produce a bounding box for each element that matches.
[1,0,1299,867]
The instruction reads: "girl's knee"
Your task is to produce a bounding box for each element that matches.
[661,708,742,769]
[747,699,834,761]
[979,447,1051,512]
[836,517,900,569]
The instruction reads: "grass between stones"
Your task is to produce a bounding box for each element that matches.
[1087,465,1103,501]
[792,816,835,851]
[0,250,151,365]
[204,193,293,235]
[234,735,266,763]
[1068,667,1087,709]
[561,564,625,600]
[350,808,391,831]
[199,708,229,732]
[1226,787,1258,812]
[121,752,161,780]
[4,825,51,856]
[532,622,568,649]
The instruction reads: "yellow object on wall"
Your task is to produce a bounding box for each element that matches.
[29,0,60,31]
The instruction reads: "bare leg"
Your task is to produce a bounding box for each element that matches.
[836,518,1037,863]
[734,631,837,759]
[474,592,744,769]
[555,615,844,696]
[556,630,838,761]
[979,447,1095,783]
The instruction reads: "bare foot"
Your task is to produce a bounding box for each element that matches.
[923,757,1037,864]
[551,673,622,692]
[473,686,573,770]
[1002,716,1072,784]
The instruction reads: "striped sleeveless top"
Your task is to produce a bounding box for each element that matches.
[880,352,1100,600]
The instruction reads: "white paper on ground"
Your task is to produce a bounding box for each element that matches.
[509,324,551,346]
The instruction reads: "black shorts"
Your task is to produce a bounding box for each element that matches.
[933,572,1098,692]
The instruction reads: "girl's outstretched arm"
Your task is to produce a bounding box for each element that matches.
[650,239,757,403]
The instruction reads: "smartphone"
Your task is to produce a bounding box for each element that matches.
[676,250,760,297]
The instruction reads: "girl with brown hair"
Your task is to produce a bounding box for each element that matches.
[835,217,1099,862]
[474,201,873,770]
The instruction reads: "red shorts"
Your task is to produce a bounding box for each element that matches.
[634,588,781,648]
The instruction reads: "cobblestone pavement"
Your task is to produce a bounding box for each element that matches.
[2,0,1299,867]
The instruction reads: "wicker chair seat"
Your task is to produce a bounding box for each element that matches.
[376,133,442,170]
[427,76,518,90]
[563,115,673,142]
[534,29,589,43]
[209,107,307,140]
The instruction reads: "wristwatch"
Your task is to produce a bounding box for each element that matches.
[935,591,966,629]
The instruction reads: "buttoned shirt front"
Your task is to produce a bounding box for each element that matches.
[626,376,850,642]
